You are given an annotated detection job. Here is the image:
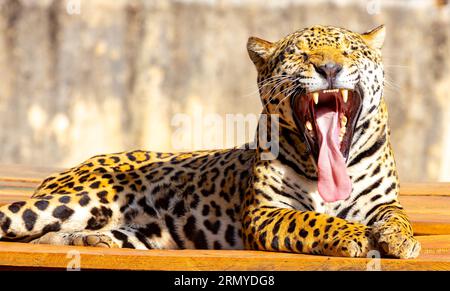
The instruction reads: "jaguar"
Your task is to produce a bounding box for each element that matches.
[0,25,420,259]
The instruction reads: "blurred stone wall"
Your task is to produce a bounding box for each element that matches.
[0,0,448,182]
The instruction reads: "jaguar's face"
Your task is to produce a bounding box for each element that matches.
[248,25,385,162]
[247,25,386,202]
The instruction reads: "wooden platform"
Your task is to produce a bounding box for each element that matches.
[0,165,449,271]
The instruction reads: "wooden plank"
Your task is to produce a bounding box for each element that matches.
[400,195,450,235]
[400,183,450,196]
[0,185,35,205]
[0,164,61,182]
[0,235,448,270]
[0,166,59,204]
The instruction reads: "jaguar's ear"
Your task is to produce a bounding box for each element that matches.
[247,36,274,68]
[361,25,385,50]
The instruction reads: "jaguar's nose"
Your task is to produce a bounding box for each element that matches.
[314,62,343,83]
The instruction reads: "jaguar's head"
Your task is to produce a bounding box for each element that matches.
[247,25,386,202]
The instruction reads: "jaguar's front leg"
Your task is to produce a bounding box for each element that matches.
[242,206,377,258]
[368,201,421,259]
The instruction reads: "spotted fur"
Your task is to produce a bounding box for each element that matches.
[0,25,420,258]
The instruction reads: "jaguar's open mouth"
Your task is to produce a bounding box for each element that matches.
[292,88,363,161]
[291,87,363,202]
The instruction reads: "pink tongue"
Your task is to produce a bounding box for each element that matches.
[315,108,352,202]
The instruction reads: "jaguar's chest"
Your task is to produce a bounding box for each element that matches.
[255,159,366,219]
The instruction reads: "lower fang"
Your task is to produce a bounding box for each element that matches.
[306,121,313,131]
[339,128,345,142]
[341,116,347,127]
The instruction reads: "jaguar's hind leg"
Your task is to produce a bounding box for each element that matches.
[30,225,163,250]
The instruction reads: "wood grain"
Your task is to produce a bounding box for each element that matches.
[0,165,61,182]
[0,235,448,270]
[400,195,450,235]
[400,183,450,196]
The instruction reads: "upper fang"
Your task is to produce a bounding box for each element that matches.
[313,92,319,104]
[341,89,348,103]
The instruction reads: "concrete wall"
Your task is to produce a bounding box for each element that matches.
[0,0,448,182]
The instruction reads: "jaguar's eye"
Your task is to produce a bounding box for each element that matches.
[286,47,296,54]
[301,52,309,61]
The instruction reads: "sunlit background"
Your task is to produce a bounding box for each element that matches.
[0,0,448,182]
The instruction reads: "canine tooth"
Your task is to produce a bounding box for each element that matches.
[306,121,313,131]
[339,126,346,142]
[341,89,348,103]
[313,92,319,104]
[341,116,347,127]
